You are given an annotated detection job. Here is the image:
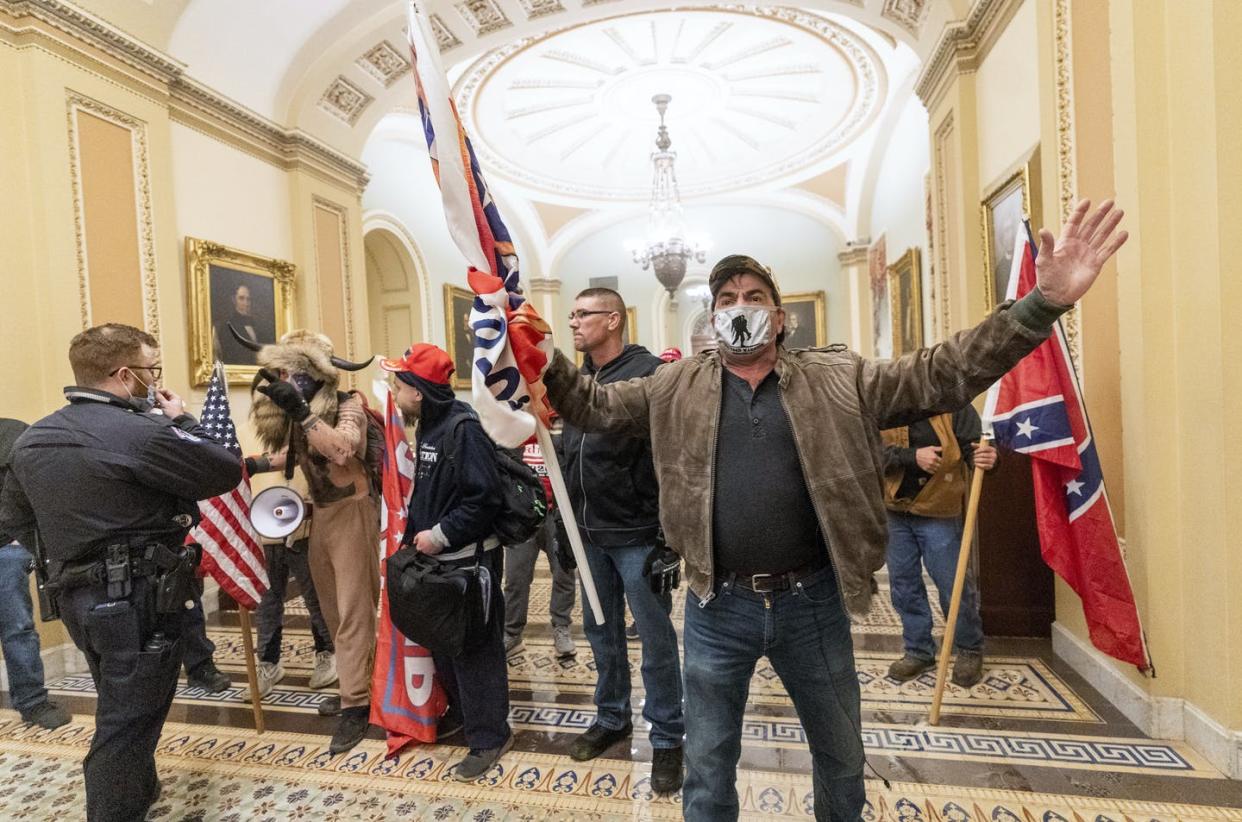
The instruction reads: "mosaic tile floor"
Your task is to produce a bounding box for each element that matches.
[5,570,1242,819]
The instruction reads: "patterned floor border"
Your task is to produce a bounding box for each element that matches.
[0,716,1236,821]
[282,577,940,638]
[203,625,1099,722]
[42,676,1215,778]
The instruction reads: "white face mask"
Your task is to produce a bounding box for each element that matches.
[712,305,776,356]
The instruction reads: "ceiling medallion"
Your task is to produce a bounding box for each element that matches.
[453,6,887,204]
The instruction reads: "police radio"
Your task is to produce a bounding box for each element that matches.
[249,485,307,539]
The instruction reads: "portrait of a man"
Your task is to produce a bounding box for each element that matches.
[211,267,278,366]
[186,237,294,386]
[780,291,827,349]
[444,284,476,391]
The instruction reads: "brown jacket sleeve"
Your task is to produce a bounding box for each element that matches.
[859,290,1066,430]
[543,350,655,436]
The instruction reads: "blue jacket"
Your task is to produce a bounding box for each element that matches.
[402,400,501,554]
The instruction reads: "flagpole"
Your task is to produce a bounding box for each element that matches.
[534,420,605,625]
[237,605,266,734]
[928,436,990,725]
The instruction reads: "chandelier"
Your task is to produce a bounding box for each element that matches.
[631,94,706,296]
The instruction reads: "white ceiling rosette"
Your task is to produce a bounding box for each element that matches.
[453,7,888,206]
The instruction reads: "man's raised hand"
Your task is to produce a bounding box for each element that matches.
[1035,198,1129,306]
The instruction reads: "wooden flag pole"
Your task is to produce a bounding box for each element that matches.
[928,437,990,726]
[535,420,605,625]
[237,606,266,734]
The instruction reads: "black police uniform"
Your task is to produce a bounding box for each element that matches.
[0,387,241,822]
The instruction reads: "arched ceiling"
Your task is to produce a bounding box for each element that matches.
[74,0,947,252]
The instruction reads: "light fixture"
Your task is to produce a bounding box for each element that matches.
[631,94,706,296]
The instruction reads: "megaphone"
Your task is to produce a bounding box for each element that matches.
[249,485,307,539]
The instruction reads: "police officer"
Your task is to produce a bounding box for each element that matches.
[0,323,241,822]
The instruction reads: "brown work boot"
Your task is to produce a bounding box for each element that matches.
[952,650,984,688]
[886,653,935,682]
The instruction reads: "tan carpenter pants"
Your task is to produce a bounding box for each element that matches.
[308,494,380,709]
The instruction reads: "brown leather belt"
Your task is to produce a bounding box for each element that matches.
[722,561,832,594]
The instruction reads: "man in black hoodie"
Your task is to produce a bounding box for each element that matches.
[381,343,513,782]
[560,287,684,793]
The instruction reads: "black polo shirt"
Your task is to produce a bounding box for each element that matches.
[711,369,828,576]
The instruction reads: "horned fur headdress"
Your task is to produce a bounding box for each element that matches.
[231,326,372,451]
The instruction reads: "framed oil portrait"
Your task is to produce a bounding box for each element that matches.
[575,306,637,367]
[443,284,476,391]
[887,248,923,356]
[780,291,827,349]
[186,237,295,386]
[981,146,1042,310]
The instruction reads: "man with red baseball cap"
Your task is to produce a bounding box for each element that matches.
[380,343,514,781]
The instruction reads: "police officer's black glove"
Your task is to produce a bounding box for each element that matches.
[643,543,680,596]
[257,380,312,423]
[551,508,576,571]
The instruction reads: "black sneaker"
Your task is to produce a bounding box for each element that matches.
[186,661,230,693]
[437,713,464,741]
[650,746,683,794]
[886,653,935,682]
[569,721,632,762]
[625,622,639,641]
[329,707,370,754]
[317,695,341,717]
[453,731,514,781]
[20,700,70,730]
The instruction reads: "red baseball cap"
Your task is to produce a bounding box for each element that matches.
[379,343,455,385]
[659,347,683,362]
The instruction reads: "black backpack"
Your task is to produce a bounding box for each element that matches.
[443,411,548,546]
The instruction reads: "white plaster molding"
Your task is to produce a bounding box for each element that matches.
[1052,622,1242,778]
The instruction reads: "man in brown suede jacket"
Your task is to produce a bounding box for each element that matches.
[542,199,1128,821]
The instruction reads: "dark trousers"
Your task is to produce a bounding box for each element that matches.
[431,547,511,750]
[256,540,333,664]
[59,575,184,822]
[180,577,215,675]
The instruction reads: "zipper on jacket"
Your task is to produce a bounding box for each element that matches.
[777,381,844,601]
[697,362,725,609]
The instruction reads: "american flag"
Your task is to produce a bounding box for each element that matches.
[983,227,1151,671]
[406,0,554,448]
[189,364,270,610]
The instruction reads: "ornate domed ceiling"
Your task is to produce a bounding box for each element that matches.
[454,7,888,205]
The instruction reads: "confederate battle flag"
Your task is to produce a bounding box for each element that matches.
[983,226,1152,672]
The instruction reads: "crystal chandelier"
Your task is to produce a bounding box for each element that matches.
[631,94,706,296]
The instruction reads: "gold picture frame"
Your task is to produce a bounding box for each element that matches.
[443,284,475,391]
[981,146,1042,310]
[887,248,923,356]
[780,291,827,349]
[186,237,295,387]
[575,306,637,367]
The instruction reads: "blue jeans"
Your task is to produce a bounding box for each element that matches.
[0,542,49,714]
[683,568,865,822]
[580,541,684,749]
[886,511,984,661]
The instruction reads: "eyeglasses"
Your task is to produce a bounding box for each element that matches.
[111,364,163,381]
[567,309,617,322]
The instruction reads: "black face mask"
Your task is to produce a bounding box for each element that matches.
[290,372,324,401]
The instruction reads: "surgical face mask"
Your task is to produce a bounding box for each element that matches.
[123,369,157,412]
[712,305,777,356]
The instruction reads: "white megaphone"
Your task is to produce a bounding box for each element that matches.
[249,485,307,540]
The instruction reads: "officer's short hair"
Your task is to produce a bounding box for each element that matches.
[69,323,158,386]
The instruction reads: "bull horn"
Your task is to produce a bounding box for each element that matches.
[331,354,375,372]
[228,323,263,353]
